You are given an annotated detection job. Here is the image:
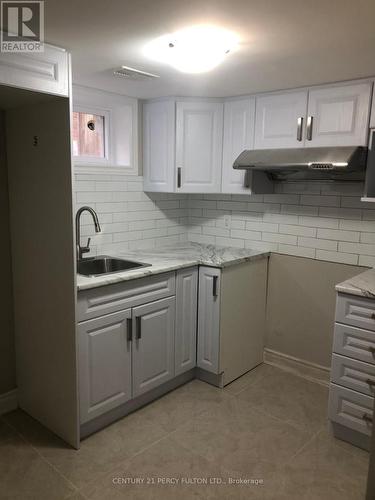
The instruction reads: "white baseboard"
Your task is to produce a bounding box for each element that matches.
[0,389,18,415]
[263,349,330,387]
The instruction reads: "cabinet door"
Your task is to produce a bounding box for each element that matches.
[306,83,372,147]
[197,267,221,374]
[132,297,175,397]
[175,267,198,375]
[222,98,256,194]
[176,101,223,193]
[254,91,308,149]
[0,45,69,96]
[78,309,132,424]
[143,100,175,192]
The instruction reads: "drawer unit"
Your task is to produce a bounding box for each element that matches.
[336,292,375,332]
[333,323,375,365]
[330,289,375,449]
[331,353,375,397]
[329,383,373,437]
[77,273,175,321]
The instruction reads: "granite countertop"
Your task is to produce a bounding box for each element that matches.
[335,268,375,299]
[76,242,269,291]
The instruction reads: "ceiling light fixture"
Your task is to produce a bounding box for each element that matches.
[144,25,239,74]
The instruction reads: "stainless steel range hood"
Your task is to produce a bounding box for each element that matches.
[233,146,368,182]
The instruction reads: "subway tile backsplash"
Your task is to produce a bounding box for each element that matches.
[74,173,375,267]
[74,173,189,255]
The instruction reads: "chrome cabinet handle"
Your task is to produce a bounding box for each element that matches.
[126,318,133,342]
[136,316,142,339]
[366,378,375,387]
[297,116,304,142]
[212,276,218,297]
[177,167,182,188]
[244,170,251,189]
[362,413,373,424]
[306,116,313,141]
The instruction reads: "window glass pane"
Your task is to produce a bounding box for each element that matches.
[72,112,105,158]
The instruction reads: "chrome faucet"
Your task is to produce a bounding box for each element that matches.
[75,206,101,261]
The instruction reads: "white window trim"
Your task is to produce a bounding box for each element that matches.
[72,85,139,175]
[73,105,111,166]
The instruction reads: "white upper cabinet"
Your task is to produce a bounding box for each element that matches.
[0,44,69,96]
[143,100,175,192]
[176,101,223,193]
[221,98,256,194]
[305,83,372,147]
[142,79,373,194]
[254,91,308,149]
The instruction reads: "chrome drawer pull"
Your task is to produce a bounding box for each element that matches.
[297,116,304,142]
[306,116,313,141]
[366,379,375,387]
[362,413,373,424]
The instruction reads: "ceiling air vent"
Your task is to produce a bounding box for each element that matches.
[113,65,159,80]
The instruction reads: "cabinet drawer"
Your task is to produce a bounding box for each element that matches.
[77,272,175,321]
[331,354,375,397]
[336,293,375,331]
[333,323,375,365]
[328,383,373,436]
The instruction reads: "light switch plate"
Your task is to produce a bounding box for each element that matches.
[224,215,231,229]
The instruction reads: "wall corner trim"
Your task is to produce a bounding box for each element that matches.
[0,389,18,415]
[263,348,330,387]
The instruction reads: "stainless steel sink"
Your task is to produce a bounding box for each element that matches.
[77,256,151,277]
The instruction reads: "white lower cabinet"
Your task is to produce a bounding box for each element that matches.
[132,297,175,397]
[78,260,268,428]
[197,267,221,374]
[197,259,267,384]
[78,309,132,424]
[78,270,192,426]
[175,268,198,375]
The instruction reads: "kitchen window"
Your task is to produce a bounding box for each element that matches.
[72,109,108,163]
[72,85,138,175]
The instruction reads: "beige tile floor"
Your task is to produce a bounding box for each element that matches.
[0,364,369,499]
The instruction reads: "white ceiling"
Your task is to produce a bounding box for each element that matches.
[45,0,375,99]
